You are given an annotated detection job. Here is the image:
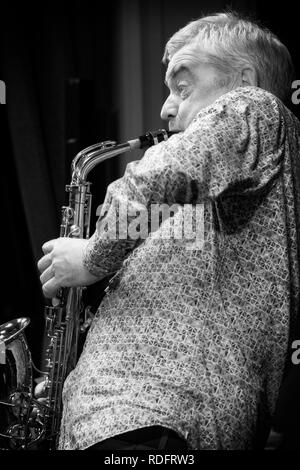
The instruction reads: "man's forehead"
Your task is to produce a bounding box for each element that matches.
[165,44,207,83]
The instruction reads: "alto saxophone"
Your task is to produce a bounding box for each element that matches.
[0,129,172,450]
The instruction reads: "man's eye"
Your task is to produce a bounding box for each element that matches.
[177,84,189,98]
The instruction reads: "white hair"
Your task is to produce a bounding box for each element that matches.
[163,12,294,102]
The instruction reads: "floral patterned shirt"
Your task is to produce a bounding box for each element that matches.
[59,86,300,450]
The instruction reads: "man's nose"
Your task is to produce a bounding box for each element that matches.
[160,95,178,121]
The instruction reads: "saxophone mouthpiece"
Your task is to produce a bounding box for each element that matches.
[127,129,175,150]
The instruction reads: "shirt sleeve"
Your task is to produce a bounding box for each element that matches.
[83,87,285,278]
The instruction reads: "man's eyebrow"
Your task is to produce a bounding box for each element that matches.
[165,65,187,87]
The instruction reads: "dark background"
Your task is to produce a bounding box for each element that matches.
[0,0,300,447]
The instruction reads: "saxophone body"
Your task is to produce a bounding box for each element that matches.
[0,129,171,450]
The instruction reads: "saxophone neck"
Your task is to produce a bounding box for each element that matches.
[71,141,127,185]
[70,129,174,185]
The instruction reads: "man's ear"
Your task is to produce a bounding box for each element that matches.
[241,67,258,87]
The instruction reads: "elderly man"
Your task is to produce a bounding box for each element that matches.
[38,12,300,450]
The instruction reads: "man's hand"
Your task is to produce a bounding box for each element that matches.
[37,238,99,298]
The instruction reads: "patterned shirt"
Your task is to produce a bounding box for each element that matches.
[59,86,300,450]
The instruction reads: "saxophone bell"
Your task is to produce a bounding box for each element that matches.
[0,318,45,449]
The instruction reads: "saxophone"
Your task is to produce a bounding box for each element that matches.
[0,129,172,450]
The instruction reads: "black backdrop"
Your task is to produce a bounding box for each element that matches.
[0,0,300,381]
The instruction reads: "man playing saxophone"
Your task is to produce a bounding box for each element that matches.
[38,12,300,450]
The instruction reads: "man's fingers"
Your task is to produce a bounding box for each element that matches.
[39,265,54,285]
[42,277,60,299]
[37,254,52,273]
[42,240,55,255]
